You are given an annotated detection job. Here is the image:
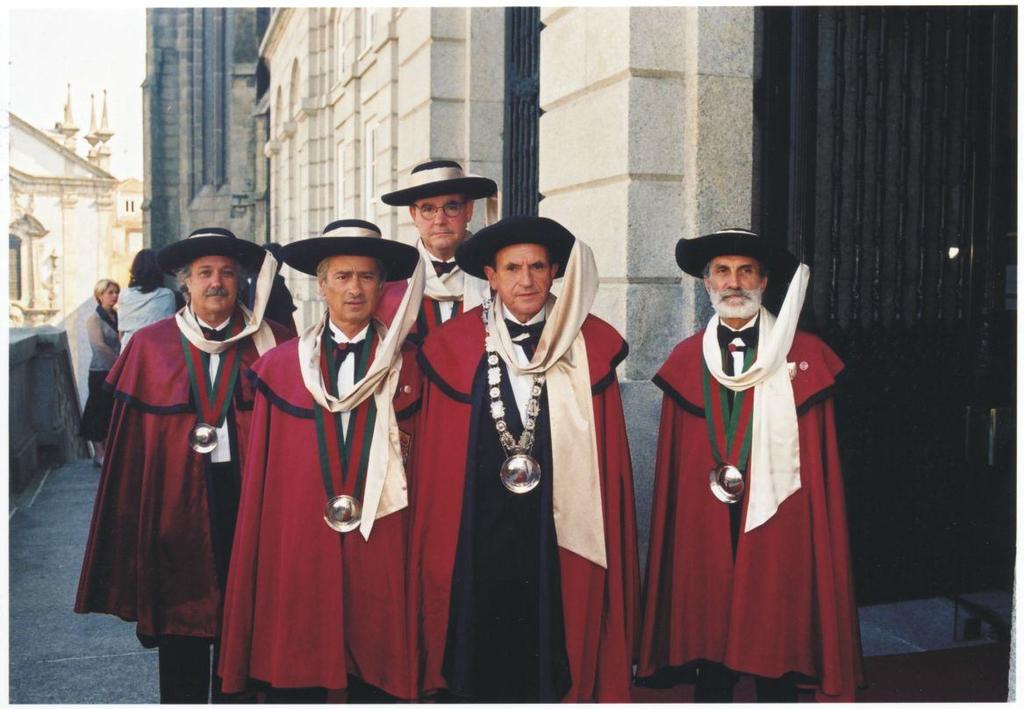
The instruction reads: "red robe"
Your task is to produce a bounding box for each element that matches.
[638,329,864,700]
[216,336,422,698]
[74,315,291,643]
[408,308,641,701]
[379,280,464,343]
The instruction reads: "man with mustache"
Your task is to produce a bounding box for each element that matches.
[76,228,289,702]
[380,159,496,341]
[407,216,640,702]
[217,220,424,701]
[636,229,863,702]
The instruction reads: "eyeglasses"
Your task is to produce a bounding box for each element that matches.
[414,201,466,219]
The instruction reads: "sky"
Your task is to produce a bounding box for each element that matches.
[7,8,147,180]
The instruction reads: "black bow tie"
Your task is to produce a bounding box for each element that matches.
[717,323,757,351]
[432,260,457,277]
[332,340,366,377]
[506,319,545,359]
[201,325,229,342]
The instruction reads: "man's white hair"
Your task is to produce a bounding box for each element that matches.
[175,256,244,302]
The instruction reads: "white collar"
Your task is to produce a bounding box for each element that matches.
[719,312,759,333]
[191,308,230,332]
[418,239,458,265]
[500,299,547,326]
[328,319,370,345]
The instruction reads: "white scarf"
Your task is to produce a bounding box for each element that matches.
[701,264,811,531]
[417,239,489,311]
[174,250,279,356]
[485,240,607,568]
[296,260,426,539]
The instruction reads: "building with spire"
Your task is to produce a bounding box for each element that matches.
[9,87,142,403]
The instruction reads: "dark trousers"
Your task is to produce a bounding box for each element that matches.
[158,635,228,704]
[694,662,798,703]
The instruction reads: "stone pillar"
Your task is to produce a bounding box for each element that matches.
[537,6,756,559]
[393,8,504,243]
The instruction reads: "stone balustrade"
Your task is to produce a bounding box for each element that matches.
[9,326,89,494]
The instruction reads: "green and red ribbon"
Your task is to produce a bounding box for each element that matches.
[313,327,379,505]
[416,298,462,338]
[701,344,756,470]
[180,313,245,429]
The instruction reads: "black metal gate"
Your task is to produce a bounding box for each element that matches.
[756,6,1016,604]
[502,7,541,217]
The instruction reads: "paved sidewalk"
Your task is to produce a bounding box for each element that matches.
[10,459,158,703]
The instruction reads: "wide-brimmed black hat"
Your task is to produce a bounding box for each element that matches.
[157,227,267,274]
[280,219,419,281]
[455,216,575,280]
[380,160,497,206]
[675,228,798,281]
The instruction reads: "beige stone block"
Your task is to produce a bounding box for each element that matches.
[626,179,687,280]
[431,7,467,40]
[429,40,468,101]
[626,75,688,176]
[695,74,753,230]
[540,7,631,108]
[539,182,629,280]
[697,6,754,78]
[539,79,629,194]
[466,99,504,164]
[428,100,467,158]
[396,102,432,170]
[624,282,688,381]
[399,48,433,118]
[467,8,504,102]
[396,9,432,65]
[629,6,691,74]
[591,282,629,337]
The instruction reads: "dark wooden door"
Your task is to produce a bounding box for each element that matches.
[503,7,541,217]
[756,6,1016,604]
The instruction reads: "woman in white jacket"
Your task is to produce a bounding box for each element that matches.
[117,248,179,346]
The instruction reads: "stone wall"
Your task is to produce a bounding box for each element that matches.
[9,327,90,494]
[144,9,265,251]
[262,8,505,331]
[538,6,756,558]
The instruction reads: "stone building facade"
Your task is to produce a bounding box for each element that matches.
[257,7,754,547]
[9,100,142,404]
[158,8,1015,596]
[143,8,271,252]
[259,7,505,326]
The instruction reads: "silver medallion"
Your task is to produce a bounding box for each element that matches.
[323,494,362,533]
[709,462,744,504]
[499,452,542,494]
[189,423,218,454]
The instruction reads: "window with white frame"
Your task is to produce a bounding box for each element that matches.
[338,12,347,77]
[362,8,373,54]
[335,141,346,215]
[363,121,378,222]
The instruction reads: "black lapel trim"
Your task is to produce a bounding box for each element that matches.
[652,373,705,418]
[396,398,422,421]
[796,384,837,415]
[111,390,193,415]
[591,340,630,395]
[252,376,315,419]
[417,348,472,404]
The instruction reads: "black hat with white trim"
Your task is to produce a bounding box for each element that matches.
[455,216,575,280]
[280,219,419,280]
[157,227,267,274]
[380,160,497,206]
[675,228,798,281]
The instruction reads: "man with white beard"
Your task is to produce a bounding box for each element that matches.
[636,229,863,702]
